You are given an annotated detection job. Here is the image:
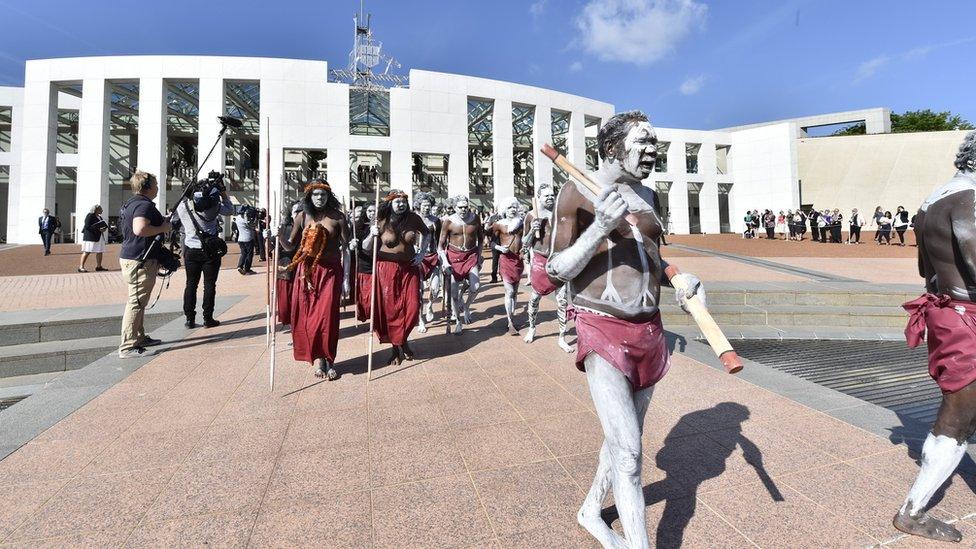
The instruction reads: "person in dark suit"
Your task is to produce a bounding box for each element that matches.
[38,208,58,255]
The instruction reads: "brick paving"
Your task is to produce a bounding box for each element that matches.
[0,251,970,547]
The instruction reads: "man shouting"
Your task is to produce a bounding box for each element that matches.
[522,183,573,352]
[372,190,429,365]
[439,195,484,335]
[491,196,525,335]
[896,131,976,543]
[414,192,442,333]
[547,110,705,549]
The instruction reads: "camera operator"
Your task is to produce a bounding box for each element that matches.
[175,173,234,328]
[236,205,258,275]
[118,171,171,359]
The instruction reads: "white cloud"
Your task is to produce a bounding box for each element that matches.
[529,0,548,16]
[569,61,584,72]
[854,55,890,83]
[575,0,707,66]
[679,74,706,95]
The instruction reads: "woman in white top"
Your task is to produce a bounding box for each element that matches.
[893,205,911,246]
[79,204,108,272]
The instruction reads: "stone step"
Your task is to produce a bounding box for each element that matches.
[703,290,917,308]
[659,304,906,328]
[0,336,117,378]
[667,325,905,342]
[0,304,182,346]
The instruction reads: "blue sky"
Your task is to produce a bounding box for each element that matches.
[0,0,973,130]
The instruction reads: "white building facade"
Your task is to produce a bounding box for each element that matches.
[1,55,807,244]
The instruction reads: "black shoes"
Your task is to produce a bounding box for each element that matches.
[185,318,197,329]
[203,318,220,328]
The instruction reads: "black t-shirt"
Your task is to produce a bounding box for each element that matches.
[120,194,164,260]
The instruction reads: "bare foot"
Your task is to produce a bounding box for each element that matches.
[418,322,428,333]
[424,306,434,323]
[508,322,519,336]
[453,320,463,335]
[326,367,339,381]
[523,327,535,343]
[401,343,415,360]
[386,348,403,366]
[558,336,574,353]
[577,506,627,549]
[893,508,962,543]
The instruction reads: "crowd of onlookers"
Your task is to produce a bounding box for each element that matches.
[742,206,914,246]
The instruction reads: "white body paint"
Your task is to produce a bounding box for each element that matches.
[901,433,968,516]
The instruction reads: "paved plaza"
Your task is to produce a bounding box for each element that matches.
[0,240,974,548]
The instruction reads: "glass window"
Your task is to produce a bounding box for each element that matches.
[513,104,534,199]
[283,148,328,201]
[412,153,449,196]
[56,109,79,154]
[654,141,669,172]
[685,143,701,174]
[0,107,10,152]
[551,109,571,187]
[468,98,494,209]
[687,182,703,234]
[349,88,390,136]
[108,82,139,187]
[718,183,733,233]
[655,181,671,229]
[585,115,600,171]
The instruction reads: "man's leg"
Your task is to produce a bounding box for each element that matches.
[451,273,465,334]
[523,290,542,343]
[238,242,247,271]
[555,285,573,352]
[119,259,143,352]
[582,354,651,549]
[201,255,221,322]
[894,385,976,542]
[503,280,518,334]
[463,268,481,325]
[490,248,499,283]
[183,250,203,321]
[137,262,158,342]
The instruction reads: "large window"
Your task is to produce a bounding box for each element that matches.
[585,116,601,171]
[551,109,570,187]
[56,110,79,154]
[685,143,701,174]
[224,81,260,198]
[412,153,449,196]
[349,88,390,136]
[718,183,733,233]
[166,80,200,194]
[687,182,702,234]
[654,141,669,172]
[0,165,8,243]
[468,98,494,211]
[283,148,327,201]
[512,104,534,200]
[350,150,390,204]
[0,107,10,152]
[655,181,672,232]
[108,82,139,187]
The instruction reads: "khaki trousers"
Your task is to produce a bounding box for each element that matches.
[119,258,158,351]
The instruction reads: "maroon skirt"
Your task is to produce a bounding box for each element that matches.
[290,258,342,364]
[276,278,292,326]
[446,247,479,281]
[356,272,372,322]
[499,251,524,285]
[575,310,670,391]
[419,252,440,281]
[373,258,422,345]
[529,252,558,296]
[904,293,976,393]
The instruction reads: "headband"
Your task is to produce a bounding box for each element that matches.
[383,190,408,202]
[304,181,331,193]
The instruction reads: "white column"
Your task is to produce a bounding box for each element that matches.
[137,77,168,210]
[15,79,58,244]
[532,105,552,195]
[75,79,111,241]
[568,110,586,170]
[327,146,350,203]
[197,77,225,179]
[390,149,412,198]
[491,99,513,206]
[447,94,468,199]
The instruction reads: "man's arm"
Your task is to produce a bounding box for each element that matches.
[951,205,976,283]
[546,184,626,282]
[217,194,234,216]
[133,203,171,237]
[283,212,304,252]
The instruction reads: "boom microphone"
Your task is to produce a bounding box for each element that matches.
[218,115,244,128]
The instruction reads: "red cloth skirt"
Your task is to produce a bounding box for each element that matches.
[290,258,342,364]
[529,252,559,296]
[276,278,292,325]
[446,247,478,281]
[419,252,440,280]
[575,310,670,391]
[499,251,524,285]
[904,293,976,393]
[356,272,372,322]
[373,259,422,345]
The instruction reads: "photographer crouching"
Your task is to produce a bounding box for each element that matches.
[118,171,171,359]
[175,171,233,328]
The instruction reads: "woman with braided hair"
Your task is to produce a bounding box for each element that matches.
[284,180,351,380]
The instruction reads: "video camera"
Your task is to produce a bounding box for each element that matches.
[188,170,226,213]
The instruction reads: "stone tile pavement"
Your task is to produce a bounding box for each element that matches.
[0,267,972,547]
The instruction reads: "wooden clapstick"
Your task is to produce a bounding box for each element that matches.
[540,143,743,375]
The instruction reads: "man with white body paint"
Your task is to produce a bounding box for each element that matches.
[546,110,704,549]
[414,192,442,333]
[522,183,573,351]
[439,196,484,335]
[490,196,526,335]
[896,131,976,543]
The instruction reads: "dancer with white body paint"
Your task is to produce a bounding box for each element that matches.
[414,192,442,333]
[438,196,484,335]
[896,131,976,543]
[491,196,525,335]
[546,111,705,549]
[522,183,573,351]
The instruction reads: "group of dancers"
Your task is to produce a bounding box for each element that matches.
[271,180,573,380]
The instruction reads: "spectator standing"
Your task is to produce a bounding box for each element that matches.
[255,208,268,262]
[38,208,58,256]
[763,209,775,239]
[831,209,843,243]
[878,211,893,245]
[235,207,258,275]
[776,210,787,240]
[808,207,820,242]
[175,184,234,328]
[79,204,108,272]
[118,171,170,358]
[848,208,865,244]
[893,205,910,246]
[742,210,754,238]
[817,210,829,243]
[871,206,884,243]
[797,209,808,241]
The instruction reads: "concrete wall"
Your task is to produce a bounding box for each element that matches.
[0,87,23,243]
[727,122,799,232]
[797,130,969,217]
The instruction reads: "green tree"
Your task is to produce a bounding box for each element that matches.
[832,109,974,136]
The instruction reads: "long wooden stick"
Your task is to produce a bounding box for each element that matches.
[265,117,272,347]
[269,190,277,390]
[540,143,742,374]
[366,185,382,381]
